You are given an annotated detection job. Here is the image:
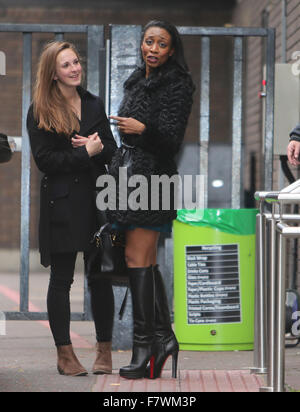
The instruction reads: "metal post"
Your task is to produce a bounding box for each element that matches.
[199,36,210,208]
[105,38,111,114]
[260,203,277,392]
[108,25,143,350]
[252,212,262,372]
[20,32,32,313]
[251,203,268,374]
[231,37,243,209]
[87,25,104,96]
[274,227,286,392]
[264,29,276,192]
[109,24,142,146]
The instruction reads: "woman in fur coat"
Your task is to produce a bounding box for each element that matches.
[108,20,195,380]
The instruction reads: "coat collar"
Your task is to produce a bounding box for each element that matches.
[76,86,97,101]
[77,87,101,137]
[123,60,188,91]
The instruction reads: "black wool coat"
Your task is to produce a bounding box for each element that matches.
[27,87,117,267]
[108,61,195,226]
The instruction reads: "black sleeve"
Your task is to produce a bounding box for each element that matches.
[91,99,117,165]
[137,79,194,156]
[27,106,91,175]
[289,123,300,142]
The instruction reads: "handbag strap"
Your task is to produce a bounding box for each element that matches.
[121,141,135,150]
[99,222,111,235]
[119,287,129,320]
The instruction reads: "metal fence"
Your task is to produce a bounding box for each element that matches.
[176,26,275,208]
[253,182,300,392]
[1,25,276,330]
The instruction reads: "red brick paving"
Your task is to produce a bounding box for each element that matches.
[92,370,264,393]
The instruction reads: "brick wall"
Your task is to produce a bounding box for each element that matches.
[233,0,300,193]
[0,0,235,253]
[233,0,300,287]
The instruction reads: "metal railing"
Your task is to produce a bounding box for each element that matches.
[252,180,300,392]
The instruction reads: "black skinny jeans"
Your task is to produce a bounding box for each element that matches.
[47,251,114,347]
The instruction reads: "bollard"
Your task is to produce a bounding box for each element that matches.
[274,225,286,392]
[251,191,280,377]
[260,204,278,392]
[250,204,268,375]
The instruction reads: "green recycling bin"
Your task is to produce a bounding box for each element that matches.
[173,209,257,351]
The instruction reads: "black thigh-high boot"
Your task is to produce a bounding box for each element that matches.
[119,265,156,379]
[145,264,179,379]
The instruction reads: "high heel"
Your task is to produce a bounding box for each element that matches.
[149,355,155,379]
[145,264,179,379]
[171,351,178,379]
[119,266,156,380]
[146,336,179,379]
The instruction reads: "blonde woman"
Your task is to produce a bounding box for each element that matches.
[27,41,117,376]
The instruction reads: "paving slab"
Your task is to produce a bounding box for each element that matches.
[92,369,264,393]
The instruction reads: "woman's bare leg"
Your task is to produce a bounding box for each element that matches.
[125,228,160,268]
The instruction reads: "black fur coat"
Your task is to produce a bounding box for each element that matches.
[108,61,195,226]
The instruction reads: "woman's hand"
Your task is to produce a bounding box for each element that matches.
[86,133,104,157]
[72,132,97,148]
[72,132,104,157]
[110,116,146,135]
[287,140,300,166]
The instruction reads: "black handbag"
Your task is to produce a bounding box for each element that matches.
[0,133,12,164]
[87,221,129,320]
[87,222,128,287]
[86,142,135,316]
[87,142,134,286]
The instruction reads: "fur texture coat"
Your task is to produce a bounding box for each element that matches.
[108,61,195,226]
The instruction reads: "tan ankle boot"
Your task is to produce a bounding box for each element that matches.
[92,342,112,375]
[57,344,88,377]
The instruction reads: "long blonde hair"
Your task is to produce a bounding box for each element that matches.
[33,41,82,136]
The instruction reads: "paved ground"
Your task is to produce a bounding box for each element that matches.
[0,319,265,393]
[1,272,300,393]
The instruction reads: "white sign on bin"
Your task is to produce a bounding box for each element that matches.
[185,244,241,325]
